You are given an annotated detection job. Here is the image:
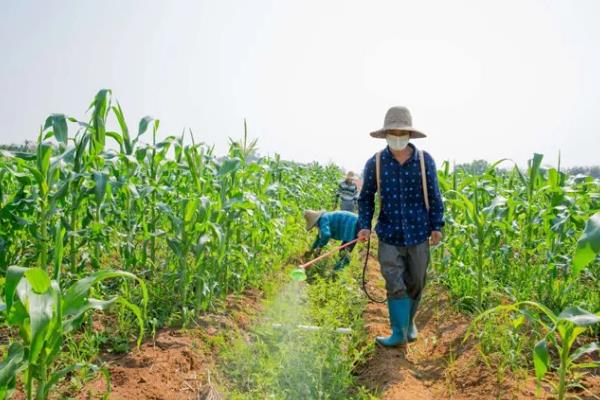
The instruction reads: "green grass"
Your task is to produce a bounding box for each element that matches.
[220,253,374,399]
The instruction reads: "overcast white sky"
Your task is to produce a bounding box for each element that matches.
[1,0,599,173]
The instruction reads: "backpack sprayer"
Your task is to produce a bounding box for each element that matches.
[289,147,435,304]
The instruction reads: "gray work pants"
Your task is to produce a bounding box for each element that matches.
[340,198,356,212]
[378,240,430,300]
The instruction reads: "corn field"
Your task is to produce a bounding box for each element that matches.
[0,90,339,399]
[436,157,600,399]
[0,90,598,399]
[436,156,600,314]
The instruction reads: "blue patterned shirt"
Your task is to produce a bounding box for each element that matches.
[311,211,358,249]
[357,144,444,246]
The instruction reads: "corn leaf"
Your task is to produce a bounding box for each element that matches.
[28,289,56,365]
[533,338,549,381]
[572,213,600,275]
[572,361,600,369]
[558,306,600,327]
[53,223,66,281]
[569,342,599,362]
[36,142,53,179]
[528,153,543,197]
[0,343,25,391]
[24,268,51,294]
[218,158,241,176]
[44,114,68,145]
[116,297,145,346]
[4,266,28,314]
[63,270,148,324]
[93,171,109,204]
[112,102,132,154]
[138,116,154,137]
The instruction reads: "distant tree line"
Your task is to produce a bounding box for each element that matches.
[565,166,600,178]
[455,159,600,179]
[0,140,36,152]
[455,159,491,175]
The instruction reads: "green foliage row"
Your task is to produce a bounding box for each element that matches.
[436,155,600,312]
[437,156,600,397]
[0,267,146,399]
[0,89,339,315]
[0,90,341,399]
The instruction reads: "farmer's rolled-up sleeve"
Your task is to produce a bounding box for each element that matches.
[311,214,331,249]
[358,156,377,230]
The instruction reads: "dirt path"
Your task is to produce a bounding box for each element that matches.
[356,253,548,400]
[76,289,264,400]
[69,257,599,399]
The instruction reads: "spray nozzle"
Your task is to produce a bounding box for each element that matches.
[290,267,307,281]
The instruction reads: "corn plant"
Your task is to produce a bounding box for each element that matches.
[572,213,600,277]
[468,302,599,400]
[0,89,341,324]
[466,212,600,398]
[435,156,600,313]
[0,266,147,400]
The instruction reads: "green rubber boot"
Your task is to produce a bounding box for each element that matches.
[408,298,420,342]
[376,298,410,347]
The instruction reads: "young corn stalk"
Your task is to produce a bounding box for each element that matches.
[0,266,147,400]
[467,213,600,399]
[468,302,599,400]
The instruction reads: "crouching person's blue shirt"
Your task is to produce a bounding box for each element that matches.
[311,211,358,250]
[357,144,444,247]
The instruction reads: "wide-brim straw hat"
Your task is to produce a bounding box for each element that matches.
[303,209,325,231]
[370,106,427,139]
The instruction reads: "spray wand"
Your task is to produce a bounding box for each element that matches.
[290,239,359,281]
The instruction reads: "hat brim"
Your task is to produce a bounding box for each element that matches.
[370,128,427,139]
[306,211,325,230]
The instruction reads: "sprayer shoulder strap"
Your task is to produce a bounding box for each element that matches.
[375,149,429,211]
[419,150,430,211]
[375,151,382,206]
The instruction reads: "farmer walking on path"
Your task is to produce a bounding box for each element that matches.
[357,106,444,347]
[336,171,359,212]
[304,209,358,271]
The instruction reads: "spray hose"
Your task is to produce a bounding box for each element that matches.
[361,235,386,303]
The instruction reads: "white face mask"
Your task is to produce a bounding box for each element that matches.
[386,134,410,150]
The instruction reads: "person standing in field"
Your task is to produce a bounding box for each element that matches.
[357,106,444,347]
[303,209,358,271]
[336,171,359,212]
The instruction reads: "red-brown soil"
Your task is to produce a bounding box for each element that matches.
[78,329,212,400]
[74,288,264,400]
[355,254,600,400]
